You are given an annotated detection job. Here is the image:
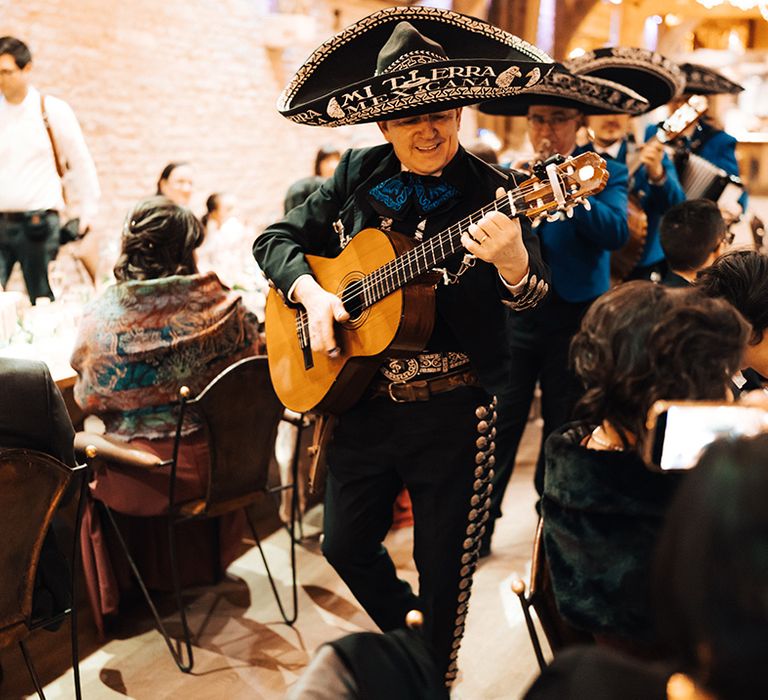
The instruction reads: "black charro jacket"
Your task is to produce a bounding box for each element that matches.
[254,143,549,395]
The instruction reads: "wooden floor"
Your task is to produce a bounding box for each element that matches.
[2,421,548,699]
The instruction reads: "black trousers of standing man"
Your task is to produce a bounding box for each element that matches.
[0,210,60,303]
[322,384,493,680]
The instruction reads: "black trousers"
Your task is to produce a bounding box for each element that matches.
[489,297,590,535]
[322,384,492,679]
[0,211,59,303]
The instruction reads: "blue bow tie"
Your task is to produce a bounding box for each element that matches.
[368,172,460,218]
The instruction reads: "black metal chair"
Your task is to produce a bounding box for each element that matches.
[0,448,87,699]
[75,355,299,673]
[511,518,593,670]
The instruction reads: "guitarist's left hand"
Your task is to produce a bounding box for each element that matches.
[460,187,529,285]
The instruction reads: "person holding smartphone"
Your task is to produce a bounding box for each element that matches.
[526,432,768,700]
[541,281,748,652]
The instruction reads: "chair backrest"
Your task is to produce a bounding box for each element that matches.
[0,449,72,648]
[529,518,594,653]
[190,356,285,508]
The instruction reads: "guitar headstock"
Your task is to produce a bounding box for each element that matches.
[657,95,709,144]
[515,152,609,222]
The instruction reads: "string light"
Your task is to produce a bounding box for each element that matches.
[695,0,768,21]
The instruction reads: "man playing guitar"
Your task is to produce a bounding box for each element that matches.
[254,7,555,684]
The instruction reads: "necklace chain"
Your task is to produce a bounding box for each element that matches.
[589,426,624,451]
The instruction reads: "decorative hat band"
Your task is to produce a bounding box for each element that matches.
[378,50,448,75]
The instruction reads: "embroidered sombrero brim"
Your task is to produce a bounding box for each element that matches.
[478,68,649,116]
[681,63,743,95]
[565,47,684,111]
[277,6,556,127]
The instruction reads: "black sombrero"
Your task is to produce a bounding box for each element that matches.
[565,47,684,111]
[680,63,743,96]
[478,66,649,116]
[276,6,555,127]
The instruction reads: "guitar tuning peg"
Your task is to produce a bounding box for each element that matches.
[582,199,592,211]
[565,206,574,218]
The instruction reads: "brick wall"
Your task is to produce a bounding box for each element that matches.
[1,0,479,275]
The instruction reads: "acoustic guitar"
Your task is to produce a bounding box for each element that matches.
[266,152,609,414]
[611,95,709,282]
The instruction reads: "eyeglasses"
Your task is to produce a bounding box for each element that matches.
[526,113,580,129]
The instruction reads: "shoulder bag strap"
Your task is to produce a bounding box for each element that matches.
[40,94,68,204]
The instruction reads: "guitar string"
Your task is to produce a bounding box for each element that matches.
[294,167,594,342]
[360,164,597,295]
[345,179,553,302]
[348,168,587,303]
[294,168,590,340]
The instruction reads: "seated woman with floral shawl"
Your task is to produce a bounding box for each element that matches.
[72,196,261,629]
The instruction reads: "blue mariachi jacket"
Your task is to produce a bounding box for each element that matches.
[618,139,685,268]
[644,121,748,210]
[534,144,629,303]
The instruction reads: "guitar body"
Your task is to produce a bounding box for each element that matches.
[610,192,648,283]
[265,227,436,414]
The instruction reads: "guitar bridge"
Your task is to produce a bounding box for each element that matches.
[296,310,314,370]
[302,342,314,371]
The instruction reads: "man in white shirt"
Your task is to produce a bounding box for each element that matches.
[0,36,100,303]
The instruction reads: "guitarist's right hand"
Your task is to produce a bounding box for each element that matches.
[293,274,350,358]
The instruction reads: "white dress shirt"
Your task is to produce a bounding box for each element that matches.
[0,86,100,226]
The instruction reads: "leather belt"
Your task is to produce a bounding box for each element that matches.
[0,209,57,223]
[370,368,480,403]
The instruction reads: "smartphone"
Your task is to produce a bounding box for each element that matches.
[645,400,768,471]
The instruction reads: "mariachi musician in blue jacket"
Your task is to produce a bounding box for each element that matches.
[646,63,748,219]
[477,67,646,549]
[567,47,687,282]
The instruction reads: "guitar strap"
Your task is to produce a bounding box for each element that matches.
[307,413,337,495]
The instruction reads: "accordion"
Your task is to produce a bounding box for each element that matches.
[676,151,744,204]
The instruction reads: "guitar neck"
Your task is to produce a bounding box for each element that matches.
[360,191,523,308]
[330,151,607,316]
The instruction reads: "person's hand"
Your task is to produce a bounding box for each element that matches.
[292,275,349,358]
[639,141,665,183]
[460,187,529,285]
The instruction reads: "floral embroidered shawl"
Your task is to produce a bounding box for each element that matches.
[71,272,260,439]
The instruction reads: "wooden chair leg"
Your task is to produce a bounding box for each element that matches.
[101,504,194,672]
[69,469,89,699]
[512,578,547,671]
[19,639,46,699]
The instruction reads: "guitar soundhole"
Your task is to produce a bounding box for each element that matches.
[339,275,368,328]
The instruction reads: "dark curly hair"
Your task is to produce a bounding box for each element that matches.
[114,196,202,282]
[571,281,749,452]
